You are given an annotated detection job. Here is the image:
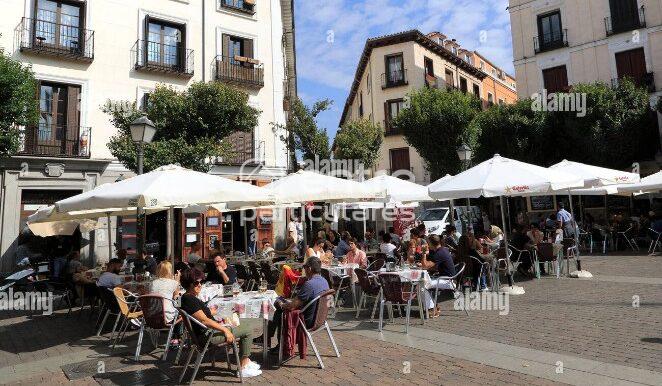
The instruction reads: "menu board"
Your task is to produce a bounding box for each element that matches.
[530,196,555,211]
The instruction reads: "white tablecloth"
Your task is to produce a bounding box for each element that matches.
[379,268,432,289]
[207,290,278,320]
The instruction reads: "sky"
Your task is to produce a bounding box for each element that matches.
[294,0,514,140]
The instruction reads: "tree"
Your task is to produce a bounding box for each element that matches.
[103,82,260,173]
[0,48,39,158]
[393,87,482,179]
[473,79,659,169]
[333,118,383,169]
[276,97,332,168]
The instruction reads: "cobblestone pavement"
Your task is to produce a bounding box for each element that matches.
[0,252,660,385]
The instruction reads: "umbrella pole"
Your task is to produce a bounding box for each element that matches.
[363,209,367,239]
[568,192,581,272]
[467,198,472,233]
[106,213,112,261]
[166,207,174,262]
[301,204,308,252]
[243,215,249,255]
[449,199,455,224]
[500,196,514,287]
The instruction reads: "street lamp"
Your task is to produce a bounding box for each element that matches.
[129,116,156,257]
[456,143,474,234]
[129,116,156,175]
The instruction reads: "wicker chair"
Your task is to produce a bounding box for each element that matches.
[354,268,381,319]
[135,294,181,361]
[376,273,418,334]
[111,287,143,348]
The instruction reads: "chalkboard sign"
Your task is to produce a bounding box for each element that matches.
[530,196,554,211]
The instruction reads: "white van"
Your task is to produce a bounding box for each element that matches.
[418,206,482,235]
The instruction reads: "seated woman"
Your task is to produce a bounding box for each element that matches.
[151,261,182,344]
[305,238,332,264]
[379,232,401,263]
[455,234,490,290]
[179,268,262,378]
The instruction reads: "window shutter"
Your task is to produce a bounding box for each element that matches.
[66,86,81,155]
[384,101,389,129]
[244,38,254,59]
[222,34,230,58]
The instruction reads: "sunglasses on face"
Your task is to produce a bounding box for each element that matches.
[194,280,203,286]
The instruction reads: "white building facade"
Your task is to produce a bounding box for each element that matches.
[0,0,296,271]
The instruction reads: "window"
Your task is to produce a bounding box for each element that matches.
[615,48,649,88]
[480,61,485,70]
[472,84,480,96]
[34,0,84,50]
[445,69,454,88]
[424,57,434,77]
[389,148,411,180]
[537,10,563,49]
[221,0,256,14]
[222,33,254,63]
[146,17,185,68]
[451,46,457,55]
[487,92,494,106]
[366,73,371,94]
[384,99,405,132]
[464,54,471,63]
[492,69,496,76]
[459,77,468,93]
[542,65,569,93]
[140,92,151,112]
[359,92,364,117]
[608,0,642,35]
[384,54,405,85]
[498,99,504,105]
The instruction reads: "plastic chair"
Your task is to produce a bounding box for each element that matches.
[376,273,418,334]
[177,309,242,384]
[135,294,181,361]
[354,268,381,319]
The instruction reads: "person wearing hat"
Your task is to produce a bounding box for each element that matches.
[255,256,329,352]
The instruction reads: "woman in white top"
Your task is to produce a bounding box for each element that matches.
[305,238,332,264]
[379,233,400,262]
[150,261,181,323]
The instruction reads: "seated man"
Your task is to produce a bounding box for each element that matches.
[342,237,367,269]
[257,256,329,352]
[420,235,456,317]
[206,252,237,285]
[97,258,123,288]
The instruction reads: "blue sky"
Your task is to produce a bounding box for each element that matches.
[294,0,514,140]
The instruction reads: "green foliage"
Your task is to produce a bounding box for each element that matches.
[276,97,332,165]
[393,87,482,179]
[0,51,39,157]
[473,79,658,169]
[334,118,383,168]
[103,82,259,173]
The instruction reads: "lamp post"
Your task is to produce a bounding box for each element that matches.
[456,143,473,234]
[130,116,156,256]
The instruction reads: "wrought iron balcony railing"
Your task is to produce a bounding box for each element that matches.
[214,55,264,88]
[19,124,91,158]
[15,17,94,62]
[533,29,568,54]
[605,6,646,36]
[132,39,194,77]
[383,120,401,136]
[381,69,408,89]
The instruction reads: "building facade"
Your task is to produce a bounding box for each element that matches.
[508,0,661,109]
[339,30,516,185]
[0,0,296,271]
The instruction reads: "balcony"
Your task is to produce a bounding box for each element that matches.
[219,0,256,15]
[214,55,264,88]
[605,6,645,36]
[381,69,408,89]
[19,124,91,158]
[533,29,568,54]
[611,73,655,92]
[132,40,194,77]
[383,120,401,136]
[15,17,94,62]
[216,135,265,166]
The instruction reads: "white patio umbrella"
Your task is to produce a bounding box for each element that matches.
[550,160,639,275]
[617,171,662,194]
[428,154,584,292]
[362,174,433,204]
[262,170,385,247]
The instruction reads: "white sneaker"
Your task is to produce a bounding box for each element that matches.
[246,360,261,370]
[239,367,262,378]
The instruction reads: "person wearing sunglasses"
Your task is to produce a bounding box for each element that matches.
[179,268,261,378]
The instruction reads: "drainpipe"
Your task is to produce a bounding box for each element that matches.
[202,0,206,82]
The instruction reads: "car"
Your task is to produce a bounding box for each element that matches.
[418,206,483,235]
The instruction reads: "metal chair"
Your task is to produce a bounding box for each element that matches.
[366,258,385,272]
[177,309,242,385]
[246,261,263,291]
[648,228,661,254]
[560,238,578,274]
[234,263,251,290]
[260,261,280,288]
[535,242,559,278]
[616,225,639,251]
[354,268,381,319]
[590,228,609,254]
[468,255,490,291]
[431,262,467,315]
[320,267,356,314]
[111,287,142,348]
[508,245,533,277]
[279,289,340,369]
[96,286,121,337]
[376,273,418,334]
[135,294,181,361]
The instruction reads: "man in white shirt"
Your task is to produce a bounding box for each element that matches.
[97,259,123,288]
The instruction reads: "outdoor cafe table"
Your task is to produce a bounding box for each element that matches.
[207,290,278,364]
[377,267,431,321]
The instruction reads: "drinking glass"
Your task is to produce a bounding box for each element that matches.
[232,282,241,298]
[258,280,267,294]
